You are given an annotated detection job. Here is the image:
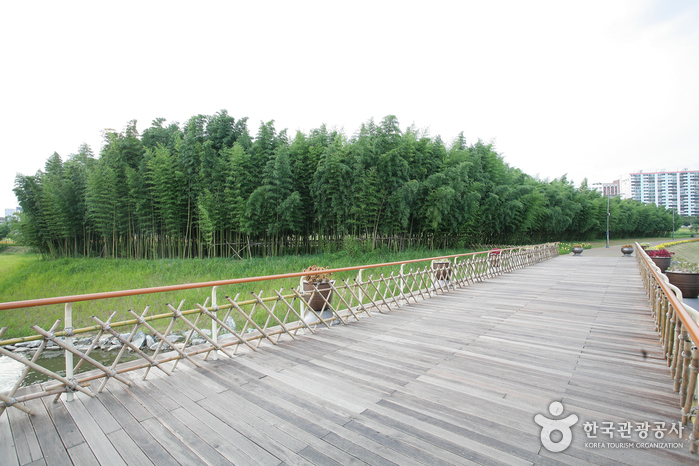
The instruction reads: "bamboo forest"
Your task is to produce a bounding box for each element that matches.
[13,112,675,259]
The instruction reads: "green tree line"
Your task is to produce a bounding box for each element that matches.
[13,112,675,258]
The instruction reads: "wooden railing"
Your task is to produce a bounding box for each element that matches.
[636,242,699,453]
[0,243,558,418]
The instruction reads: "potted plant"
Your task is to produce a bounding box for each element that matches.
[639,242,651,250]
[432,259,452,281]
[571,244,584,255]
[646,249,674,273]
[488,248,501,267]
[620,244,634,256]
[666,260,699,298]
[302,265,334,312]
[431,259,453,291]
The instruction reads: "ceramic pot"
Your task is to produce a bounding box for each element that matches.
[650,257,671,273]
[432,261,452,280]
[302,280,334,311]
[666,272,699,299]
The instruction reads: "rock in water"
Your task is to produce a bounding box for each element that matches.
[224,316,237,333]
[131,331,146,349]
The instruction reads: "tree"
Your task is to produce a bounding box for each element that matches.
[11,112,682,258]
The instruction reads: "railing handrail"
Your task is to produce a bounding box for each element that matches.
[0,246,541,311]
[635,241,699,345]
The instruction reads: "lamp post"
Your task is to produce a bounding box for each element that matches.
[606,192,610,248]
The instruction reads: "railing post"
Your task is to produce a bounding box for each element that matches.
[64,302,74,402]
[399,264,405,293]
[357,269,364,304]
[212,286,218,361]
[673,320,683,390]
[665,302,675,363]
[679,330,692,407]
[687,346,699,453]
[453,258,459,288]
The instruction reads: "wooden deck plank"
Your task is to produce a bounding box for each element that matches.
[0,409,19,466]
[23,459,46,466]
[146,369,283,466]
[66,442,99,465]
[40,396,85,450]
[102,383,154,423]
[196,396,315,465]
[97,388,180,466]
[199,367,399,466]
[62,394,127,466]
[25,399,71,466]
[139,418,207,466]
[342,418,458,466]
[78,392,122,435]
[359,408,522,466]
[169,406,266,466]
[123,383,232,466]
[4,255,699,464]
[7,401,43,465]
[106,429,154,466]
[236,376,427,466]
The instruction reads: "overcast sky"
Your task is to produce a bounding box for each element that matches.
[2,0,698,212]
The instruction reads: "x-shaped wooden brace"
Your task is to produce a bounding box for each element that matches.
[92,307,171,393]
[226,294,278,348]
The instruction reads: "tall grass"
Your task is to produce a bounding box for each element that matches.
[0,246,475,339]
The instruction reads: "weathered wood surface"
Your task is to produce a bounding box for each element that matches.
[3,255,697,464]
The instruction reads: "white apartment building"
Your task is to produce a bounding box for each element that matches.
[629,170,699,216]
[591,180,621,197]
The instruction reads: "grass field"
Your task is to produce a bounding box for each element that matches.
[578,236,675,249]
[0,245,481,339]
[666,240,699,264]
[1,234,692,339]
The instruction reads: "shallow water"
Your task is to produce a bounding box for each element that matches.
[0,350,139,392]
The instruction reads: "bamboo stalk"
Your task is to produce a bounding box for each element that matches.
[171,299,208,372]
[679,329,692,404]
[291,288,333,329]
[165,303,234,360]
[251,292,295,339]
[0,321,60,417]
[195,303,256,352]
[682,346,697,425]
[31,325,132,387]
[273,290,316,333]
[226,296,278,345]
[341,279,372,317]
[365,276,392,312]
[0,345,94,399]
[352,278,383,314]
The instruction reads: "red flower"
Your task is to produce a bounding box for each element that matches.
[647,249,674,258]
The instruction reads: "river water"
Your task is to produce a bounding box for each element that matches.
[0,350,139,393]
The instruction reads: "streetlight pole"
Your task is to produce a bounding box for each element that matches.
[606,192,610,248]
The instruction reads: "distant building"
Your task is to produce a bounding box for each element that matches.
[629,169,699,216]
[591,180,621,197]
[4,207,21,219]
[619,175,631,199]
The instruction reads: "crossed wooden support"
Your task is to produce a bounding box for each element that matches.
[0,245,558,417]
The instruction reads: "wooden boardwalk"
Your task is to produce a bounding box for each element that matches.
[2,254,697,465]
